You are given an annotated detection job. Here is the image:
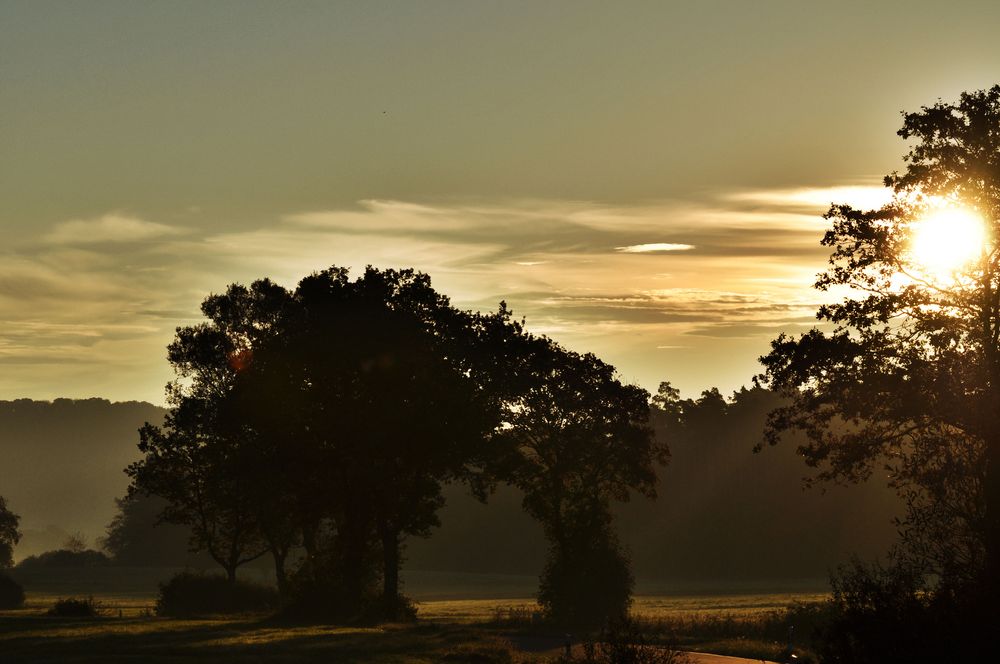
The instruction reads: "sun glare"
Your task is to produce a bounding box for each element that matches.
[909,206,987,279]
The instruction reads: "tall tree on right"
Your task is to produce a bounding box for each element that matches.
[0,496,20,569]
[500,336,665,627]
[757,87,1000,601]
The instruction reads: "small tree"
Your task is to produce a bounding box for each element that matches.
[63,533,87,554]
[128,280,291,582]
[501,336,666,626]
[102,494,205,567]
[0,496,21,569]
[238,267,503,617]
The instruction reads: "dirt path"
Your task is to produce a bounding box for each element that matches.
[505,633,778,663]
[685,653,776,664]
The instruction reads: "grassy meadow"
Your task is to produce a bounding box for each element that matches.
[0,576,825,662]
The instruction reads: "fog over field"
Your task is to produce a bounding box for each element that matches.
[1,396,897,586]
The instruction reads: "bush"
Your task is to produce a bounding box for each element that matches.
[538,532,633,628]
[815,559,947,664]
[48,596,104,617]
[0,573,25,609]
[576,619,689,664]
[279,554,388,624]
[15,548,111,569]
[156,572,278,617]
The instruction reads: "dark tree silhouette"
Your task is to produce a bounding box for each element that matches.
[128,264,664,622]
[131,419,268,583]
[0,496,21,569]
[128,280,292,583]
[500,336,666,625]
[237,267,504,617]
[101,494,210,567]
[757,87,1000,659]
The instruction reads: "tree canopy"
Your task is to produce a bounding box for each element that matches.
[500,336,664,625]
[129,265,661,622]
[758,86,1000,591]
[0,496,20,569]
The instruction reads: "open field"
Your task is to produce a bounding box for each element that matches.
[0,585,820,663]
[414,592,829,622]
[3,589,829,621]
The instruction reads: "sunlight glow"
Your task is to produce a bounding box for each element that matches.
[909,206,987,279]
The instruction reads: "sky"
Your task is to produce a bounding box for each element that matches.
[2,0,1000,404]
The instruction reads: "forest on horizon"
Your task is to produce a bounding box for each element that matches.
[0,391,897,584]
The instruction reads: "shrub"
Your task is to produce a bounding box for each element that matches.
[48,596,104,617]
[576,619,689,664]
[0,573,25,609]
[538,533,633,628]
[156,572,278,617]
[15,548,111,569]
[441,638,515,663]
[814,559,947,664]
[279,556,387,624]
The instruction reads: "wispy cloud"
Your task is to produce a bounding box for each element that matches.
[616,243,694,253]
[726,184,893,211]
[44,214,184,245]
[0,184,874,402]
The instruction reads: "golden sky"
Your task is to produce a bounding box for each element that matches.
[2,1,999,403]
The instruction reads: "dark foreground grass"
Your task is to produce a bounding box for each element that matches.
[0,611,801,663]
[485,601,822,663]
[0,594,817,663]
[0,614,525,664]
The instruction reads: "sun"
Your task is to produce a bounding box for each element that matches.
[908,205,987,279]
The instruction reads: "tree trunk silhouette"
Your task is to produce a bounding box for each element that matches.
[984,428,1000,594]
[380,525,401,616]
[272,547,288,596]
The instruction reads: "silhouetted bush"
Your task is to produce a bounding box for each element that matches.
[15,548,111,569]
[280,574,381,624]
[47,596,104,617]
[156,572,278,617]
[278,549,405,624]
[570,619,688,664]
[440,640,515,663]
[0,573,25,609]
[813,559,949,664]
[538,533,633,628]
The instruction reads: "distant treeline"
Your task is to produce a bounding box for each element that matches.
[0,398,166,555]
[0,389,898,582]
[411,385,899,581]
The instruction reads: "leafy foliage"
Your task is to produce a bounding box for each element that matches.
[0,573,24,609]
[101,494,210,567]
[814,560,948,664]
[127,279,289,582]
[156,572,278,617]
[576,618,690,664]
[129,265,665,623]
[537,526,634,627]
[0,496,20,569]
[47,596,105,617]
[499,337,664,626]
[15,548,111,569]
[757,86,1000,588]
[757,85,1000,664]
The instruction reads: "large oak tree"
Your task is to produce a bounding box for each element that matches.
[758,86,1000,591]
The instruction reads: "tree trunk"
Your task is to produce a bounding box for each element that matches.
[225,562,237,584]
[380,526,401,617]
[984,430,1000,592]
[338,515,371,613]
[272,547,288,596]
